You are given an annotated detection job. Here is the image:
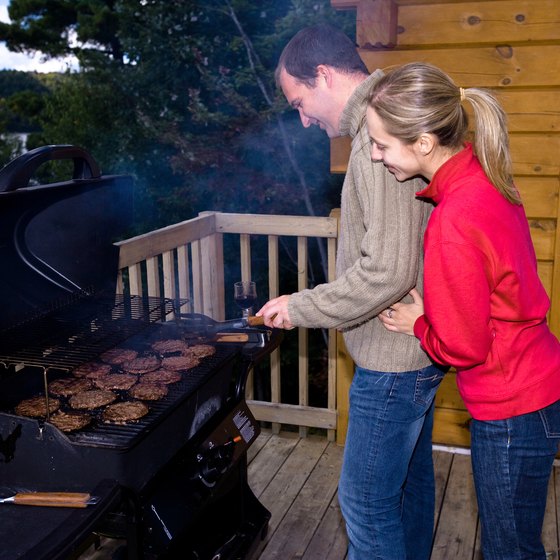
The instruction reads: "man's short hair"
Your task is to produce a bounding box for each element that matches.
[275,24,369,87]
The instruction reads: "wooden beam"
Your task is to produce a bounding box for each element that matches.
[356,0,398,49]
[247,400,337,430]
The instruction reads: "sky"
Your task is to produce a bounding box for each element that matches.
[0,0,78,72]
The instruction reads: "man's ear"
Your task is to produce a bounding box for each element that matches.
[316,64,333,87]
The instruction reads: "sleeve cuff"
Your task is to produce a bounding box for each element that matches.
[413,314,428,340]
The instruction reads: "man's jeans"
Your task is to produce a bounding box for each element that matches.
[338,364,446,560]
[471,399,560,560]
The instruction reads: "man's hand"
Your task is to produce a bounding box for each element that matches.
[378,288,424,336]
[256,295,294,330]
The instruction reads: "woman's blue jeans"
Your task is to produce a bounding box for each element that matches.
[470,399,560,560]
[338,364,446,560]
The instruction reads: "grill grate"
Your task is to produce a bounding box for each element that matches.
[0,293,176,370]
[65,344,239,449]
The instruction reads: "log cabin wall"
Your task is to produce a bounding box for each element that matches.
[331,0,560,447]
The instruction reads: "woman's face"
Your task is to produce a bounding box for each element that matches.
[366,106,423,181]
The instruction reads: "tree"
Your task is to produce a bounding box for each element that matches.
[1,0,354,272]
[0,0,123,63]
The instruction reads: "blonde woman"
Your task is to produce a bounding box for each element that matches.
[367,62,560,560]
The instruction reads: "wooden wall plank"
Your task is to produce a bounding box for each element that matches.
[433,408,471,447]
[517,177,560,219]
[331,134,560,176]
[360,45,560,89]
[498,91,560,133]
[510,134,560,176]
[397,1,560,46]
[435,372,466,411]
[530,219,557,261]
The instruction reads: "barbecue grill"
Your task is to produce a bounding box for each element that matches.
[0,146,279,560]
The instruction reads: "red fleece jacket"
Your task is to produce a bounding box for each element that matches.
[414,144,560,420]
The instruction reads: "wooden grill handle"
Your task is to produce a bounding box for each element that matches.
[13,492,91,508]
[246,315,274,326]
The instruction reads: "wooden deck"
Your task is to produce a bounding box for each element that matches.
[248,430,560,560]
[80,430,560,560]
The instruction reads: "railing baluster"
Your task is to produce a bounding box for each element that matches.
[177,244,191,314]
[297,236,309,438]
[268,235,281,435]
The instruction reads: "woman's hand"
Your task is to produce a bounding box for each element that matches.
[378,288,424,336]
[256,295,295,330]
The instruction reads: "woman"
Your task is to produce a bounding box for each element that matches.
[367,62,560,560]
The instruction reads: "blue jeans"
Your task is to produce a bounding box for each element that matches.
[471,399,560,560]
[338,364,446,560]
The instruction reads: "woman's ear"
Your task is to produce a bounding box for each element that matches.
[417,133,436,156]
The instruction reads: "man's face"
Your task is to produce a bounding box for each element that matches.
[279,68,340,138]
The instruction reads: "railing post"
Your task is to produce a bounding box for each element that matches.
[198,212,225,321]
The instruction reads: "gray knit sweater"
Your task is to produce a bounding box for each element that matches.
[287,71,434,372]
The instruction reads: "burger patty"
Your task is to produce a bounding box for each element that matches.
[93,373,138,391]
[122,355,161,374]
[189,344,216,359]
[101,347,139,365]
[49,377,93,397]
[128,382,168,401]
[152,339,190,355]
[69,389,117,410]
[102,401,149,424]
[141,368,182,385]
[49,411,92,433]
[72,362,112,379]
[161,355,200,371]
[15,396,60,418]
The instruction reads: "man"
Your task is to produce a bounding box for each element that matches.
[257,25,444,560]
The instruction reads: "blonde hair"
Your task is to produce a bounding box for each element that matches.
[367,62,520,204]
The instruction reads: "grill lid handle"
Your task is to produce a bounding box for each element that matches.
[0,144,101,192]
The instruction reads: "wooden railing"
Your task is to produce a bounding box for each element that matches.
[115,211,343,442]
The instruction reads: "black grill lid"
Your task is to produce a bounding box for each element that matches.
[0,145,133,330]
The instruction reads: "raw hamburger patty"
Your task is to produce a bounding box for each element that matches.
[189,344,216,358]
[49,377,93,397]
[161,355,200,371]
[49,411,92,432]
[73,362,112,379]
[129,382,168,401]
[141,369,182,385]
[93,373,138,391]
[102,401,149,424]
[101,348,139,365]
[15,396,60,418]
[69,389,117,410]
[152,339,190,355]
[122,355,161,374]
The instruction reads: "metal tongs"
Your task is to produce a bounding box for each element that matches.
[0,491,98,508]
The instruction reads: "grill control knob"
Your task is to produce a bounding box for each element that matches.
[197,437,239,487]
